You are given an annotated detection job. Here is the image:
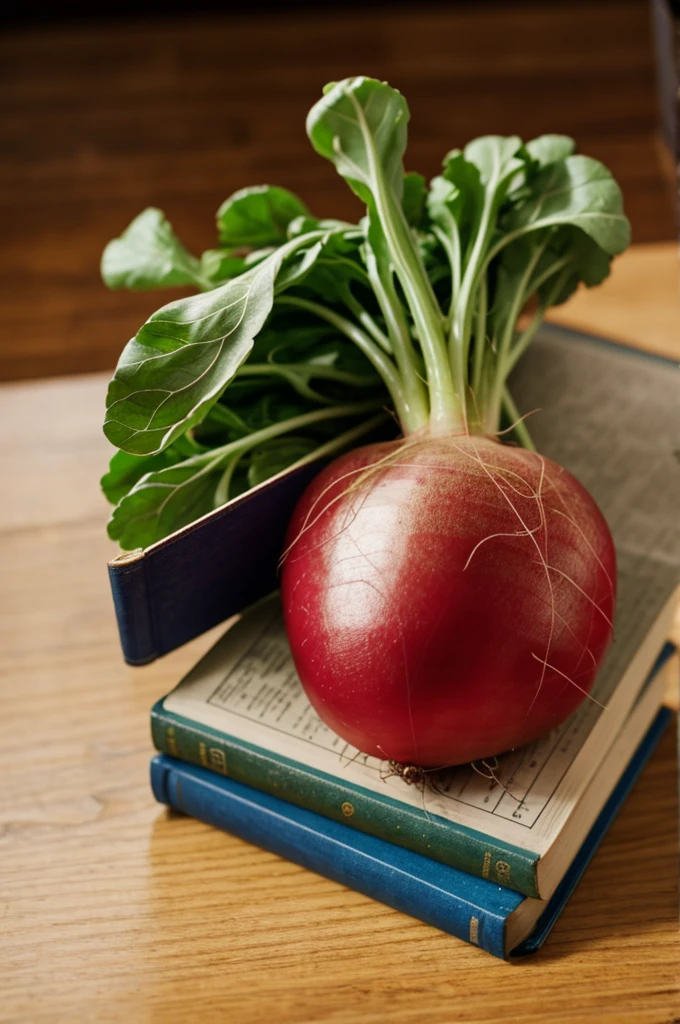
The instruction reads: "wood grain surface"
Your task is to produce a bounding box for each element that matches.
[1,0,675,382]
[1,242,679,1023]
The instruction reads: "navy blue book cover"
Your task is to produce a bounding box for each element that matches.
[150,707,672,959]
[108,457,325,665]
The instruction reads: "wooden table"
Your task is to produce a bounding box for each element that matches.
[1,244,679,1023]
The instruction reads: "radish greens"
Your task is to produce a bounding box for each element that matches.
[102,75,630,550]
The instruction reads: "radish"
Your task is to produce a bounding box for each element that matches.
[282,436,615,766]
[281,77,629,767]
[101,75,629,767]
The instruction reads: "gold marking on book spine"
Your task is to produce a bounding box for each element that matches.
[341,801,355,817]
[482,851,492,878]
[198,741,209,768]
[166,726,178,757]
[495,860,511,883]
[209,748,228,775]
[469,916,480,945]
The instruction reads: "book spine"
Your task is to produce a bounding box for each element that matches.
[150,702,540,898]
[108,549,156,665]
[150,754,511,959]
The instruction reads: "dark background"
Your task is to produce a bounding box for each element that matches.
[1,0,675,381]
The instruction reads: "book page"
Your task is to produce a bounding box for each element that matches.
[511,327,680,569]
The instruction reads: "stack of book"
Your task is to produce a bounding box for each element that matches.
[113,326,680,959]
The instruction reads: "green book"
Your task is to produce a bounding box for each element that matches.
[151,584,677,899]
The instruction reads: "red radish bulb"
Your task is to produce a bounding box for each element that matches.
[281,435,615,767]
[276,79,628,769]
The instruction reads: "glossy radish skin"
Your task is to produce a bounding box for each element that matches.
[281,435,616,767]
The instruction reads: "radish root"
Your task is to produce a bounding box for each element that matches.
[283,435,613,752]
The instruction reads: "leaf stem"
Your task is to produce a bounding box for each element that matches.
[432,222,461,329]
[339,283,393,353]
[186,398,388,474]
[378,190,461,430]
[213,411,390,508]
[213,454,242,507]
[276,294,413,428]
[502,388,535,451]
[505,308,546,376]
[505,263,573,376]
[237,362,378,388]
[452,185,497,375]
[525,253,571,297]
[287,412,391,471]
[363,237,430,432]
[471,274,488,400]
[499,238,549,365]
[483,237,549,432]
[349,92,460,432]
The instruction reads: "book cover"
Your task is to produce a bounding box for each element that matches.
[109,324,680,665]
[150,707,672,960]
[108,458,325,665]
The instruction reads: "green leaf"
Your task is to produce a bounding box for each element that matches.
[104,265,275,455]
[247,437,319,488]
[249,323,336,360]
[306,76,409,205]
[204,401,251,436]
[435,153,485,253]
[306,341,380,380]
[103,233,324,456]
[534,230,612,307]
[107,449,226,549]
[217,186,310,247]
[240,392,314,432]
[427,175,471,242]
[462,135,525,188]
[241,351,381,405]
[244,247,277,266]
[298,258,367,305]
[287,214,322,238]
[101,447,186,505]
[490,237,539,326]
[503,155,631,255]
[525,135,575,168]
[276,225,366,301]
[492,226,614,337]
[456,138,530,245]
[442,140,532,363]
[441,149,482,192]
[274,239,325,293]
[256,323,381,383]
[402,172,427,227]
[567,229,612,287]
[101,208,206,291]
[199,249,247,285]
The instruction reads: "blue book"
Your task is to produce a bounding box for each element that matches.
[150,706,671,960]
